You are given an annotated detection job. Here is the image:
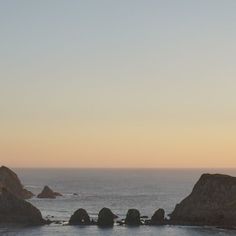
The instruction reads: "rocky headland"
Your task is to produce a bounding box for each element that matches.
[0,186,45,225]
[169,173,236,228]
[0,166,34,199]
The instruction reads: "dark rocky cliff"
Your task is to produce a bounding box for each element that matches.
[0,187,45,225]
[0,166,33,199]
[170,173,236,227]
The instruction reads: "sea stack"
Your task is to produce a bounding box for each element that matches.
[170,173,236,227]
[69,208,91,225]
[0,186,45,225]
[37,186,62,199]
[125,209,141,226]
[97,208,115,227]
[151,208,165,225]
[0,166,34,199]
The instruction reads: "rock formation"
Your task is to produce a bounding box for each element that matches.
[97,208,114,227]
[151,208,165,225]
[0,166,34,199]
[0,186,45,225]
[69,208,90,225]
[125,209,141,226]
[170,173,236,227]
[37,186,62,199]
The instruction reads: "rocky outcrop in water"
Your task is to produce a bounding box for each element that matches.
[125,209,141,225]
[0,166,34,199]
[97,208,114,227]
[69,208,90,225]
[151,208,165,225]
[0,186,45,225]
[170,173,236,227]
[37,186,62,199]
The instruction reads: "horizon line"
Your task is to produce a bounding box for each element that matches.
[10,167,236,170]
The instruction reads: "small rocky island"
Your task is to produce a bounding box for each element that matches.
[37,186,62,199]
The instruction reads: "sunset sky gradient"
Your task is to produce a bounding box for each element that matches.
[1,0,236,168]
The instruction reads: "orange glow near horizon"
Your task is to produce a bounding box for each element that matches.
[1,119,235,168]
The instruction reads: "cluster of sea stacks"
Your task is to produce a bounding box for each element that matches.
[1,165,236,229]
[68,207,165,226]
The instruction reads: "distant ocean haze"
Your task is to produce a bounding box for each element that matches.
[15,168,236,218]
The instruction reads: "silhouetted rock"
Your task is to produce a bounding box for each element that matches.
[0,186,44,225]
[37,186,62,199]
[0,166,34,199]
[97,208,114,227]
[151,208,165,225]
[125,209,141,226]
[170,173,236,227]
[69,208,90,225]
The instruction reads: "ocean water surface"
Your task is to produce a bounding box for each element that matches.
[1,168,236,236]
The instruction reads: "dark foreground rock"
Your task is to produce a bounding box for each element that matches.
[37,186,62,199]
[0,187,45,225]
[69,208,90,225]
[125,209,141,226]
[97,208,114,227]
[151,208,165,225]
[0,166,34,199]
[170,173,236,227]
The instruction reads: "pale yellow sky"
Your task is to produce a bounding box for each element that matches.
[1,118,235,168]
[1,1,236,168]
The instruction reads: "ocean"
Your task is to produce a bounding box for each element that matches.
[1,168,236,236]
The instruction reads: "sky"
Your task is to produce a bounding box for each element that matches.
[0,0,236,168]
